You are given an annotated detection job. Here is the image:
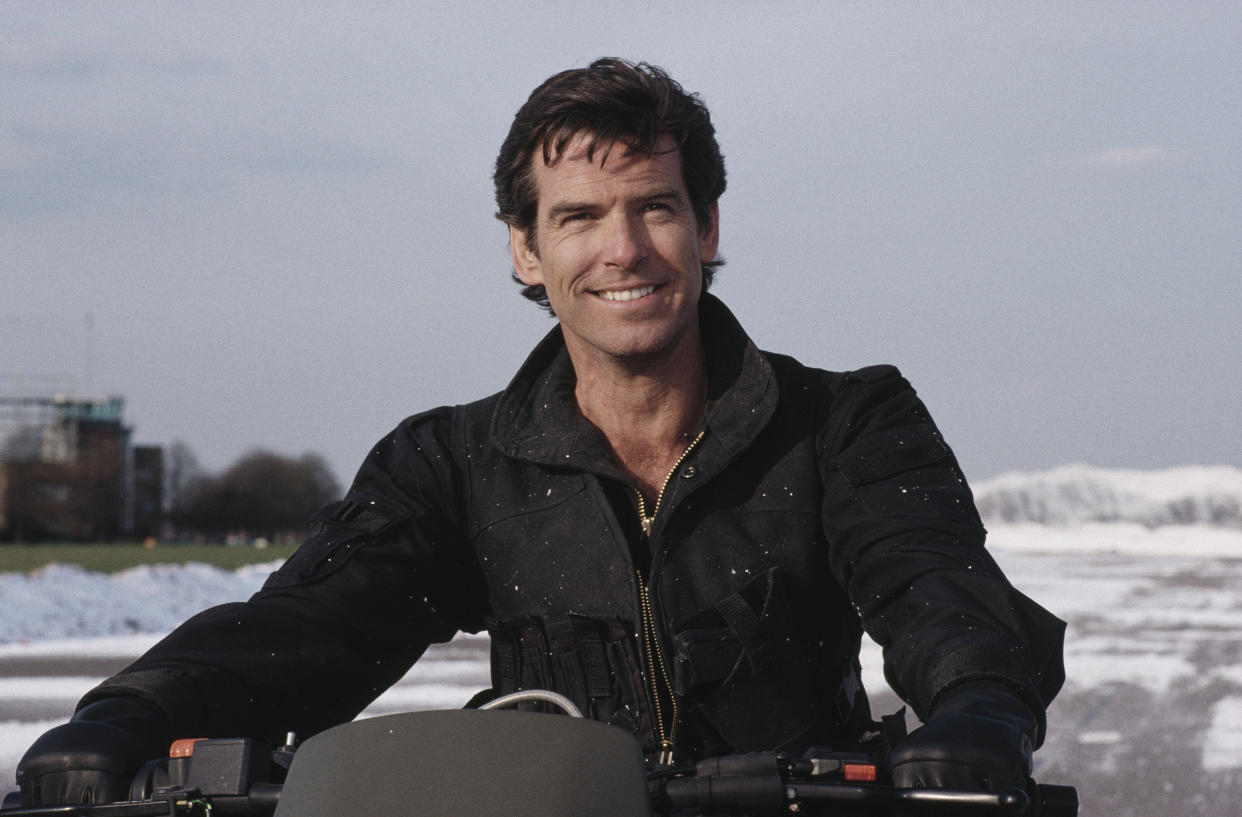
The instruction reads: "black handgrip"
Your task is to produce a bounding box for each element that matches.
[665,772,785,813]
[1032,783,1079,816]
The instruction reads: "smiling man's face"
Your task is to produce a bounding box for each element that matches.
[510,133,719,369]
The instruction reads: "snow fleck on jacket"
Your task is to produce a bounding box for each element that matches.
[85,295,1065,761]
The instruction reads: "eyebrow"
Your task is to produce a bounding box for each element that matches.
[545,201,595,222]
[544,189,686,222]
[638,189,686,206]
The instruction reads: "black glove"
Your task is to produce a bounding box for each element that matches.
[17,697,170,806]
[888,683,1038,793]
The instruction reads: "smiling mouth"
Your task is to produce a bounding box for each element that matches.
[596,285,656,302]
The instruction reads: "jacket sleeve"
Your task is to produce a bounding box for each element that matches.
[817,366,1065,740]
[80,407,488,745]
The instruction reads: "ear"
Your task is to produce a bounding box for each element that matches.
[698,202,720,263]
[509,225,543,286]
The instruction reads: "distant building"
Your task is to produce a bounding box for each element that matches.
[0,395,163,542]
[131,445,164,540]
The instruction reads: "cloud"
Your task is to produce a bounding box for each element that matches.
[0,10,229,83]
[1090,145,1183,168]
[0,37,228,82]
[1055,144,1187,171]
[0,123,404,217]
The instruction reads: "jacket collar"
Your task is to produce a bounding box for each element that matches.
[490,294,779,476]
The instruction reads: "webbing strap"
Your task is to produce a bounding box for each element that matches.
[570,616,614,699]
[554,652,589,708]
[490,616,616,705]
[714,592,764,659]
[518,624,546,691]
[493,639,519,695]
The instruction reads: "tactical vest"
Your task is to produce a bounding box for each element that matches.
[449,371,878,763]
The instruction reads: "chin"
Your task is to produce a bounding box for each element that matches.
[604,329,687,361]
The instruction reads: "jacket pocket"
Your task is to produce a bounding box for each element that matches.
[263,498,406,589]
[833,425,981,526]
[487,614,649,742]
[671,567,827,751]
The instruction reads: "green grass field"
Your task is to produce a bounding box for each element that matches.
[0,543,299,574]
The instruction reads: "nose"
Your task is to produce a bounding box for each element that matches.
[600,213,647,270]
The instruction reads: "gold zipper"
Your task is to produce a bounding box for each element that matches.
[634,429,705,766]
[638,577,678,765]
[635,429,705,536]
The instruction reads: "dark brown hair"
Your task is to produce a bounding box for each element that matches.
[494,58,727,309]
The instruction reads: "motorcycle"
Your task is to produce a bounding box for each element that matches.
[1,690,1078,816]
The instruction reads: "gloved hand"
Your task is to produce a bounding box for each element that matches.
[17,697,170,806]
[888,683,1038,793]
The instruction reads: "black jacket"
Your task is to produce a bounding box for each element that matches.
[84,296,1065,761]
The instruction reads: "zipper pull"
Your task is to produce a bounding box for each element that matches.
[640,515,653,537]
[657,741,675,767]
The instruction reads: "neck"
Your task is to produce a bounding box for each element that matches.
[566,332,708,499]
[570,331,706,441]
[575,362,707,443]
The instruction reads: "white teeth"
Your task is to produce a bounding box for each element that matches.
[598,285,655,301]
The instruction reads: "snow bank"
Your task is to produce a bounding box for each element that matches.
[986,521,1242,557]
[974,464,1242,528]
[0,562,278,644]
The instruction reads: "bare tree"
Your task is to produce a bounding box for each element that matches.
[165,440,203,517]
[175,449,341,542]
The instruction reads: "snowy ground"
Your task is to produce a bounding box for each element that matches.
[3,519,1242,816]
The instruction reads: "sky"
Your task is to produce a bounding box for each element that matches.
[2,1,1239,488]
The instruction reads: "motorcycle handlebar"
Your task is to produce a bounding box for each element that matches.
[663,773,1076,816]
[2,723,1078,817]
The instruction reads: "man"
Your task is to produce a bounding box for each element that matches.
[18,58,1065,805]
